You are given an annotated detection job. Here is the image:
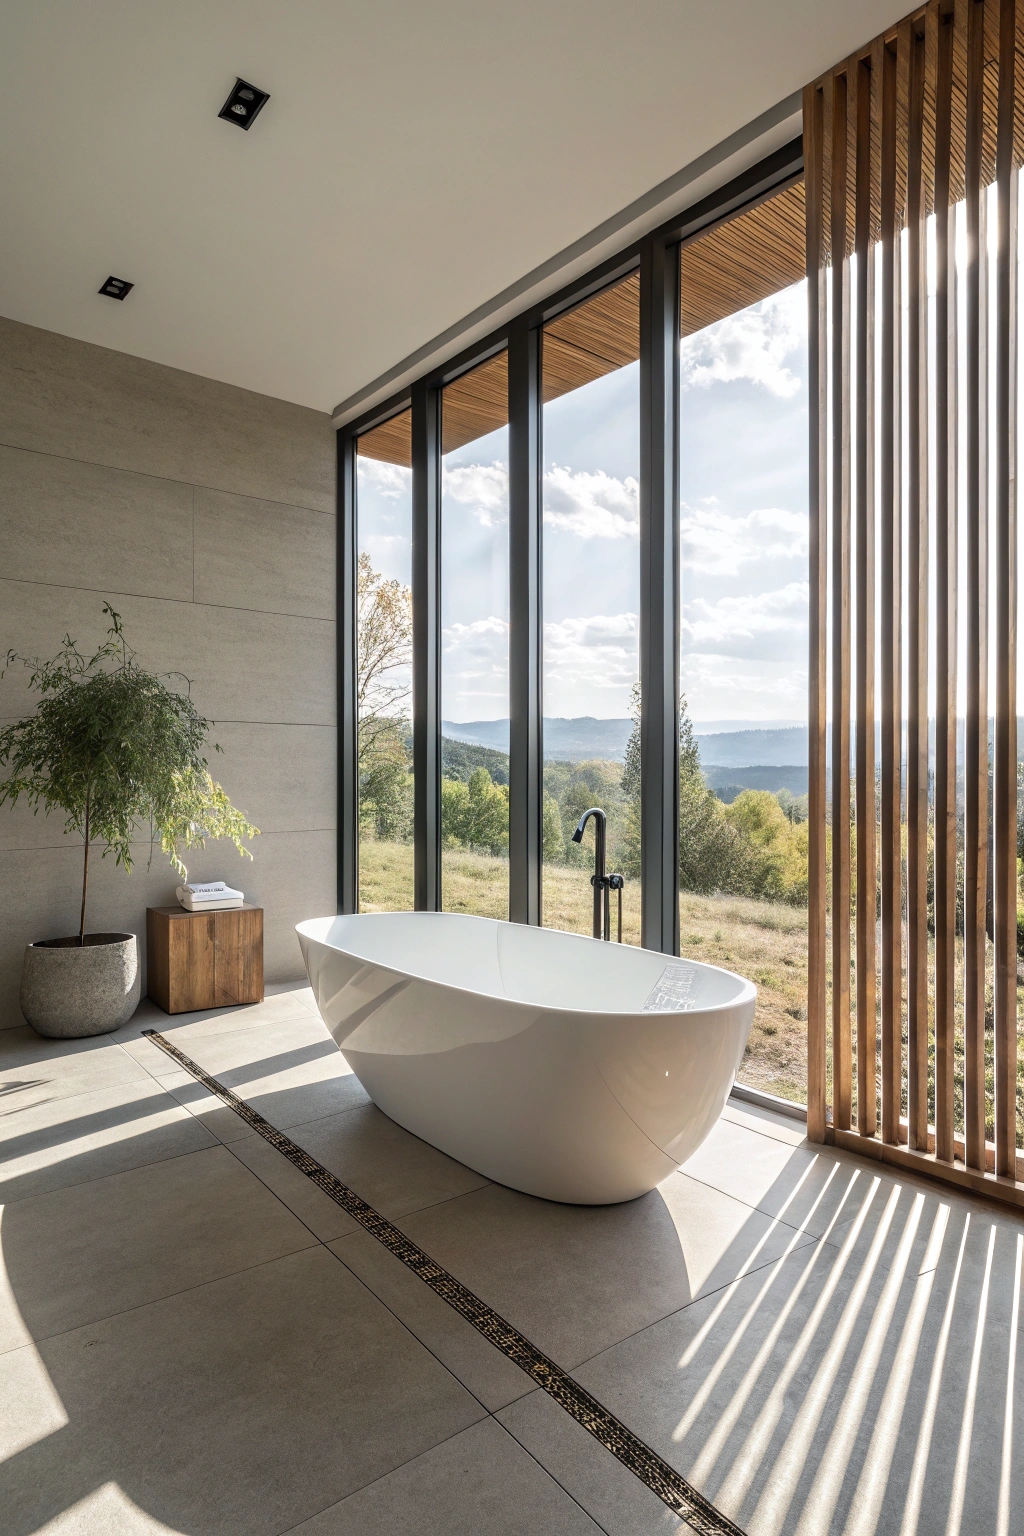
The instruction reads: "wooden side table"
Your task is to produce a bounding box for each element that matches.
[146,905,264,1014]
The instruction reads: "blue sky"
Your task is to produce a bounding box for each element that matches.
[357,277,809,727]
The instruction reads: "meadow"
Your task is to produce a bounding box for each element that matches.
[358,837,809,1105]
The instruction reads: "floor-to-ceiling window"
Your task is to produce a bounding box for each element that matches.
[540,276,642,942]
[677,185,809,1103]
[440,353,511,917]
[355,411,414,911]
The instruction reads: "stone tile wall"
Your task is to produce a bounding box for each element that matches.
[0,316,336,1025]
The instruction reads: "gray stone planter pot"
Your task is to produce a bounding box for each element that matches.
[21,932,141,1038]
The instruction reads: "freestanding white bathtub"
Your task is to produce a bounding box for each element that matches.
[297,912,755,1205]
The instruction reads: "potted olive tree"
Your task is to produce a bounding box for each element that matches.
[0,605,257,1038]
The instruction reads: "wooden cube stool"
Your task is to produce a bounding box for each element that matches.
[146,905,264,1014]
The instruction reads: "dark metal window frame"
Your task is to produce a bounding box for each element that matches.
[337,137,804,949]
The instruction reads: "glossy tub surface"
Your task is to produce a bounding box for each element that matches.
[297,911,755,1204]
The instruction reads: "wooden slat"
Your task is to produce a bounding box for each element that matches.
[964,0,989,1173]
[906,17,931,1153]
[679,183,806,337]
[831,70,854,1132]
[879,31,904,1148]
[933,0,959,1166]
[993,0,1019,1179]
[806,78,830,1146]
[546,272,640,371]
[855,50,878,1139]
[542,273,640,408]
[442,350,509,455]
[358,408,412,466]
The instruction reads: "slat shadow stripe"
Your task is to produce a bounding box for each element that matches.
[142,1028,745,1536]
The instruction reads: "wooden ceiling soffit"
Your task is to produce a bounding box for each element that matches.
[680,180,807,338]
[813,0,1024,267]
[542,272,640,404]
[357,408,412,467]
[442,351,509,455]
[357,186,806,456]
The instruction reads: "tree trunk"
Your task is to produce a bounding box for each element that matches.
[79,791,91,946]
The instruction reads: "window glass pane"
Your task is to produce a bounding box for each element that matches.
[678,183,809,1104]
[356,411,414,910]
[541,275,641,942]
[440,353,510,917]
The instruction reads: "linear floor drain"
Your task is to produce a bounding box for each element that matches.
[143,1028,745,1536]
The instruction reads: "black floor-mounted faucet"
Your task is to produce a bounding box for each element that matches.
[571,807,625,941]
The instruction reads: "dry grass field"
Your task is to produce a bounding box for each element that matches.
[358,837,809,1105]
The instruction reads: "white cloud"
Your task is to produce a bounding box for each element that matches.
[682,582,808,662]
[542,612,638,715]
[681,652,809,721]
[543,466,639,540]
[441,462,509,526]
[681,282,806,398]
[681,503,807,575]
[442,616,509,713]
[356,457,412,500]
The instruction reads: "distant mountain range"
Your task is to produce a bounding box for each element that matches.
[443,718,632,761]
[442,718,809,766]
[696,727,807,767]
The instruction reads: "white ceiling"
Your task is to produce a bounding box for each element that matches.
[1,1,909,415]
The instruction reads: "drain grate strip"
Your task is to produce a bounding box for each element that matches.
[143,1028,745,1536]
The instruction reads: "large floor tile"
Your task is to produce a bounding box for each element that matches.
[0,1143,316,1350]
[723,1098,809,1147]
[0,1246,484,1536]
[145,1015,369,1130]
[116,986,322,1071]
[394,1170,813,1370]
[497,1390,683,1536]
[157,1067,260,1143]
[0,1076,216,1203]
[230,1131,359,1241]
[822,1166,1024,1290]
[330,1231,534,1411]
[0,1029,149,1110]
[290,1103,489,1218]
[3,1480,189,1533]
[558,1213,1024,1536]
[285,1416,602,1534]
[681,1115,892,1239]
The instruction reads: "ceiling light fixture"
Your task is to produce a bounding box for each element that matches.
[218,78,269,130]
[99,276,133,300]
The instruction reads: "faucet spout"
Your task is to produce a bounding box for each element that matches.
[571,808,608,940]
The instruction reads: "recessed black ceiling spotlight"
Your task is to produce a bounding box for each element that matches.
[218,78,269,130]
[99,276,133,300]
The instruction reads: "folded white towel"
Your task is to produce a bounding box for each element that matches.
[176,885,244,912]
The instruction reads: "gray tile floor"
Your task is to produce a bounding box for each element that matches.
[2,983,1023,1534]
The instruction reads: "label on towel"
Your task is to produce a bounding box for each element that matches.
[642,962,700,1012]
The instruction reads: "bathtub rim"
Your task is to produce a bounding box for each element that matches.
[296,910,757,1019]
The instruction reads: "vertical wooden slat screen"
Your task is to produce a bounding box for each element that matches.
[994,0,1019,1179]
[805,79,830,1146]
[831,70,854,1133]
[963,0,988,1173]
[854,51,878,1139]
[933,0,958,1167]
[879,32,903,1150]
[806,0,1024,1208]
